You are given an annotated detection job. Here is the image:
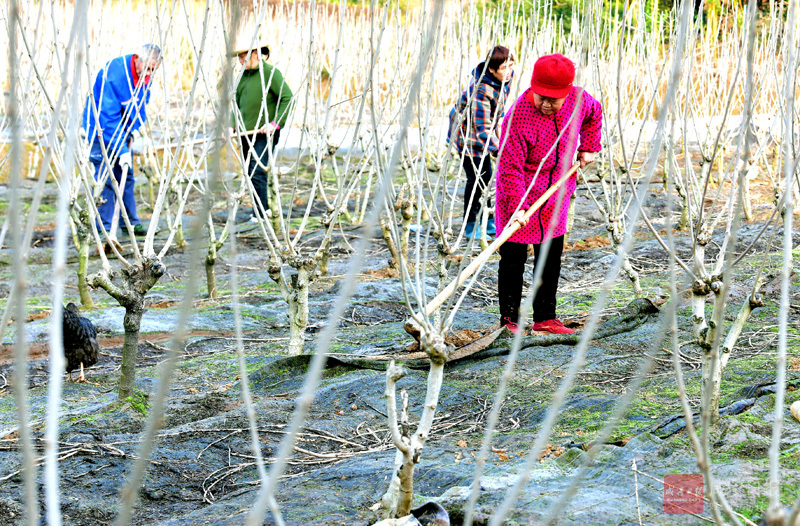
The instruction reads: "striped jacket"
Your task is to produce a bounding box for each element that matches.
[447,64,513,158]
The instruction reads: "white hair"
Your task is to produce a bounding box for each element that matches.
[140,44,162,62]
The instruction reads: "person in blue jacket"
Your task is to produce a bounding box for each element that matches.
[82,44,162,237]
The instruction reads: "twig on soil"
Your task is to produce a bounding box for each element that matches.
[184,396,497,504]
[221,262,264,271]
[630,466,758,526]
[0,439,159,483]
[353,394,388,417]
[356,422,386,444]
[145,340,172,352]
[303,426,369,449]
[261,378,293,391]
[198,430,242,460]
[632,458,643,526]
[73,463,112,479]
[184,336,288,350]
[559,277,606,293]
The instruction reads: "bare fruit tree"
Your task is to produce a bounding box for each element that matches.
[2,0,800,525]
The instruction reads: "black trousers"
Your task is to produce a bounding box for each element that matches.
[462,155,493,223]
[241,130,281,219]
[498,235,564,323]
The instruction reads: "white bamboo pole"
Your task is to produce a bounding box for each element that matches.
[7,0,40,522]
[768,0,797,522]
[43,4,89,525]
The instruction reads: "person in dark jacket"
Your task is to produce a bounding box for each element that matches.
[447,46,515,239]
[230,40,293,222]
[82,44,161,237]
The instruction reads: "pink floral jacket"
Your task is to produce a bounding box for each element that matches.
[495,86,603,244]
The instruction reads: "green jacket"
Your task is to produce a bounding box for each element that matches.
[234,61,293,130]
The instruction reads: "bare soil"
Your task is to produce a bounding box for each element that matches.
[0,172,798,525]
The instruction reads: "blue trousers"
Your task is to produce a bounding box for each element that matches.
[93,157,141,231]
[241,130,281,219]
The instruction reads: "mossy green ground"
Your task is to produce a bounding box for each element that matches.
[1,171,799,524]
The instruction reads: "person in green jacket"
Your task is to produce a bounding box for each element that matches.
[231,41,293,221]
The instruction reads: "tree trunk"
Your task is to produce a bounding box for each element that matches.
[700,282,725,422]
[88,255,166,399]
[77,234,94,308]
[691,278,710,342]
[318,250,330,277]
[206,245,218,299]
[72,209,95,308]
[398,198,414,264]
[620,255,642,298]
[608,220,642,298]
[206,259,218,300]
[358,169,373,224]
[140,163,156,210]
[479,208,489,251]
[380,215,401,269]
[701,349,720,423]
[174,219,186,248]
[395,452,416,517]
[381,333,447,518]
[433,243,450,327]
[287,262,313,356]
[119,307,144,399]
[167,191,186,248]
[316,234,332,278]
[383,360,446,517]
[706,293,763,418]
[382,451,406,519]
[692,293,708,341]
[678,200,690,231]
[266,167,282,237]
[742,163,754,221]
[671,159,690,230]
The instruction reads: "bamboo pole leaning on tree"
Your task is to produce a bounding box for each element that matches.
[404,162,580,337]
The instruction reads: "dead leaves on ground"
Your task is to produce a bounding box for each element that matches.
[538,443,566,462]
[565,235,611,251]
[405,327,487,352]
[446,328,484,348]
[362,267,400,279]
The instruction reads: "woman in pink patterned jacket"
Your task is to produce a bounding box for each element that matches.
[495,54,603,335]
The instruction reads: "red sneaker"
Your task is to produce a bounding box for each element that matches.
[532,319,575,334]
[500,317,520,335]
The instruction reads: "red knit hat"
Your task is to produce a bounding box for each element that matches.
[530,54,575,98]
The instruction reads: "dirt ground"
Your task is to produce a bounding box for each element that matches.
[0,170,799,525]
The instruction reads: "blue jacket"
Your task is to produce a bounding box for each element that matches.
[82,54,152,161]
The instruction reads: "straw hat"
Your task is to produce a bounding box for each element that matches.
[229,35,270,58]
